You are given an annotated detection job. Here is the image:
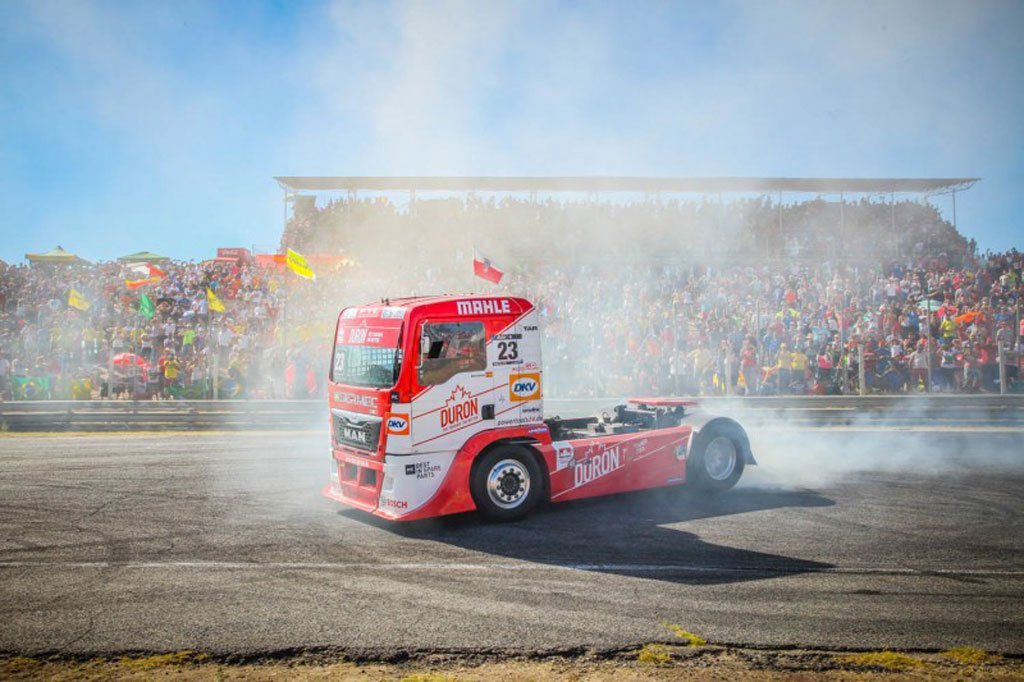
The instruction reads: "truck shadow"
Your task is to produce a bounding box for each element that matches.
[344,486,835,585]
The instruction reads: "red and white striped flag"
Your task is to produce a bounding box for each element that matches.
[128,262,166,279]
[472,248,504,284]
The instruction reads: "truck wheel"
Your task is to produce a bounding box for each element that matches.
[687,420,746,493]
[471,445,543,521]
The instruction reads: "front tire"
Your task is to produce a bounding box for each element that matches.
[471,445,543,521]
[687,419,747,492]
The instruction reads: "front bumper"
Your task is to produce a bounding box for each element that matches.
[323,449,475,521]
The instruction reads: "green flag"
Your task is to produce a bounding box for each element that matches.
[139,293,155,320]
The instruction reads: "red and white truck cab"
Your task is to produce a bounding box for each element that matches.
[323,294,754,521]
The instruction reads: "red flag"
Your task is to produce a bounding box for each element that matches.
[128,262,166,279]
[473,249,504,284]
[126,277,161,289]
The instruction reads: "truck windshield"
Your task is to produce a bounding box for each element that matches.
[331,344,403,389]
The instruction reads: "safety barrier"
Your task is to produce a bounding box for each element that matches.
[0,395,1021,432]
[0,400,326,432]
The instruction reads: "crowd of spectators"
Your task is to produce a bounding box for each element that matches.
[517,254,1022,397]
[1,195,1020,400]
[0,259,328,400]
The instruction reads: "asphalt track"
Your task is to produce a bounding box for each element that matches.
[0,421,1022,656]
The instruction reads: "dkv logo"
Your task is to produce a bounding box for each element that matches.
[508,372,541,401]
[386,414,409,435]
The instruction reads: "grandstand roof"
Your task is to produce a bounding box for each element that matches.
[274,176,979,194]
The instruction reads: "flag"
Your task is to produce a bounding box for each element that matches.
[68,287,90,311]
[128,262,166,279]
[473,248,504,284]
[286,248,315,280]
[139,293,155,320]
[207,288,226,312]
[126,277,161,289]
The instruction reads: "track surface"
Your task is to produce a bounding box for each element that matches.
[0,425,1022,655]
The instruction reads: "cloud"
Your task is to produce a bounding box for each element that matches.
[2,0,1022,261]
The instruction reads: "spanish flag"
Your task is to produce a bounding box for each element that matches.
[286,248,315,280]
[126,277,161,289]
[68,287,90,311]
[207,287,226,313]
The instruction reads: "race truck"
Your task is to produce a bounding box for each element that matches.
[323,295,755,521]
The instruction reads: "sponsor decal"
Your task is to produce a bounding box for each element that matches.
[404,461,443,479]
[383,498,409,510]
[522,325,538,332]
[522,404,542,415]
[440,385,480,431]
[341,308,358,319]
[337,453,371,466]
[333,391,377,409]
[634,438,649,455]
[493,333,522,340]
[340,325,395,346]
[509,372,541,401]
[380,307,405,319]
[456,299,512,315]
[524,361,539,370]
[386,414,410,435]
[496,417,531,427]
[573,446,622,487]
[675,442,688,460]
[553,441,574,472]
[528,426,548,434]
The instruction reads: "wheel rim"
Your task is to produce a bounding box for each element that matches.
[486,459,531,509]
[704,436,737,481]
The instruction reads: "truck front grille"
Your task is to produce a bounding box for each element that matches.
[332,408,382,452]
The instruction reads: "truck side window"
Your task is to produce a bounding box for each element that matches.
[418,322,486,386]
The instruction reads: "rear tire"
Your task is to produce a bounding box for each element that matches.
[687,419,747,492]
[471,445,543,521]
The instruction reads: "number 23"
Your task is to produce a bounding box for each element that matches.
[497,341,518,360]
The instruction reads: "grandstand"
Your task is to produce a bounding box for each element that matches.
[274,176,979,266]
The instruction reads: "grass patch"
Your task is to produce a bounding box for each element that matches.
[637,643,673,665]
[941,646,1003,665]
[660,622,707,646]
[119,650,207,670]
[840,651,927,670]
[399,674,471,682]
[0,656,42,673]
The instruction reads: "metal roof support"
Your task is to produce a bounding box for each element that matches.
[952,189,958,232]
[272,176,981,194]
[891,191,897,259]
[778,190,784,242]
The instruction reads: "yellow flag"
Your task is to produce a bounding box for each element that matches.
[286,248,315,280]
[207,288,226,313]
[68,287,90,311]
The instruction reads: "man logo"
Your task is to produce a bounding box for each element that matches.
[386,414,410,435]
[508,372,541,401]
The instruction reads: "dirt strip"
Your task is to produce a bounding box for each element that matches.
[2,645,1020,681]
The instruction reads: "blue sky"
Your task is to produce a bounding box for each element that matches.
[1,0,1022,263]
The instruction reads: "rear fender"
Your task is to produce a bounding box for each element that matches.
[679,412,756,465]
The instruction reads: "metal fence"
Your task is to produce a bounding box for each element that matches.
[1,396,1021,432]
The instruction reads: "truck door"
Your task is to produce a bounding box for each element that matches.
[408,319,493,452]
[488,307,543,428]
